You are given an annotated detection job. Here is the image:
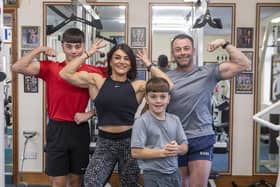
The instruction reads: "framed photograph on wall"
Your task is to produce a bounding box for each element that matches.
[237,27,254,48]
[4,0,19,8]
[4,14,13,27]
[235,72,253,94]
[21,26,40,49]
[137,69,147,80]
[24,75,38,93]
[270,54,280,102]
[131,27,146,47]
[242,51,253,72]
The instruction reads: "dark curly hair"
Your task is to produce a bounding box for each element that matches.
[106,43,137,81]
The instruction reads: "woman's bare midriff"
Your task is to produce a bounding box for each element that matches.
[98,125,132,133]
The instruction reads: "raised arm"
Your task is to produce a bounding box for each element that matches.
[59,38,106,88]
[207,39,250,80]
[12,46,55,75]
[137,49,174,90]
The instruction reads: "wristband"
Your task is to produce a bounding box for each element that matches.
[222,41,230,49]
[147,63,155,72]
[85,51,90,59]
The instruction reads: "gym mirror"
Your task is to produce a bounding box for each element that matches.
[44,1,128,149]
[3,8,18,184]
[150,3,235,173]
[254,3,280,174]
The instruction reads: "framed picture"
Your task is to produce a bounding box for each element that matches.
[237,27,254,48]
[4,14,13,27]
[137,69,147,80]
[131,27,146,47]
[24,75,38,93]
[242,51,253,72]
[21,49,40,61]
[21,26,40,49]
[235,72,253,94]
[4,0,19,8]
[270,54,280,102]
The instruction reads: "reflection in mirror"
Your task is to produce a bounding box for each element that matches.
[45,3,127,65]
[44,2,127,147]
[151,3,234,173]
[255,3,280,174]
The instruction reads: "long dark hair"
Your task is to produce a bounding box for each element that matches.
[107,43,137,81]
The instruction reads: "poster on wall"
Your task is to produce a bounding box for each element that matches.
[237,27,254,48]
[235,72,253,94]
[131,27,146,47]
[24,75,38,93]
[21,26,40,49]
[3,0,19,8]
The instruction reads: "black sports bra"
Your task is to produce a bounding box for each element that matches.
[94,78,139,126]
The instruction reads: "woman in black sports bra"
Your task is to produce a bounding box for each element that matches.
[60,39,173,187]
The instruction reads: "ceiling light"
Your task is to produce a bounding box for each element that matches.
[153,6,192,11]
[271,17,280,23]
[183,0,198,2]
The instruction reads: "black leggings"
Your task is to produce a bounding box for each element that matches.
[84,132,140,187]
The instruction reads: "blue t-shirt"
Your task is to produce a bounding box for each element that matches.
[167,64,221,139]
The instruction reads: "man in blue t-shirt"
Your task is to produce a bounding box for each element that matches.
[167,34,250,187]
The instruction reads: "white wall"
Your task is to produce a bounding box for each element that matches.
[16,0,280,175]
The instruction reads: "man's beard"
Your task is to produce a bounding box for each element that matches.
[176,54,193,68]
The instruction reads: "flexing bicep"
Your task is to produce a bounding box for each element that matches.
[219,61,244,80]
[60,71,101,88]
[12,60,40,76]
[12,46,52,76]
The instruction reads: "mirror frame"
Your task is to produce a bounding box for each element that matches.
[149,2,235,175]
[4,7,18,183]
[253,2,280,175]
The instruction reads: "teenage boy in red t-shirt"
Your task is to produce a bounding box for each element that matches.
[12,28,106,187]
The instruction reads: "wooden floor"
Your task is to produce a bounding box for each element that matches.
[9,172,277,187]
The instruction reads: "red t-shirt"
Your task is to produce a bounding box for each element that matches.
[37,60,107,122]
